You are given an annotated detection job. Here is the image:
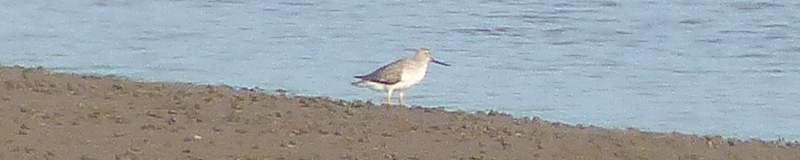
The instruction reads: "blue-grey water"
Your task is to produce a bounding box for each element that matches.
[2,0,799,141]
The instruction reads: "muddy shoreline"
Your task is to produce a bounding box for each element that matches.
[1,65,798,159]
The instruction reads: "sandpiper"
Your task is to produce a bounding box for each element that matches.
[352,47,450,105]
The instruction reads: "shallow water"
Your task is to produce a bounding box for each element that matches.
[2,0,799,141]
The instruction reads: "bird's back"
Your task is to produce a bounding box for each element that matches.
[354,58,409,85]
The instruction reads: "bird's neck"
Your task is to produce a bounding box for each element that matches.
[413,54,428,62]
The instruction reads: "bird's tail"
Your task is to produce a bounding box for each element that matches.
[351,81,363,87]
[352,75,366,87]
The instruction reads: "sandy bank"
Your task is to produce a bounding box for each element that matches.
[1,65,798,160]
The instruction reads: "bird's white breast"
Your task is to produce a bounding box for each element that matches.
[394,63,428,91]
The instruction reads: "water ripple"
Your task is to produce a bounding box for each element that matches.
[450,27,525,37]
[279,2,316,6]
[730,2,785,10]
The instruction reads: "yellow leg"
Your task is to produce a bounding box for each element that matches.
[385,89,394,105]
[398,92,405,106]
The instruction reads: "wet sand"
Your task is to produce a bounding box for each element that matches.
[1,65,798,160]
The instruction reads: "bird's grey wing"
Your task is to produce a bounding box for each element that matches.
[354,59,404,85]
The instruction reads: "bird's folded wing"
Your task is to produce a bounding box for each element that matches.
[354,60,404,85]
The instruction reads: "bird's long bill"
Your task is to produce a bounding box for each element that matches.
[432,59,451,66]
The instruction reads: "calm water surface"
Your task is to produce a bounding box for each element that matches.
[2,0,799,140]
